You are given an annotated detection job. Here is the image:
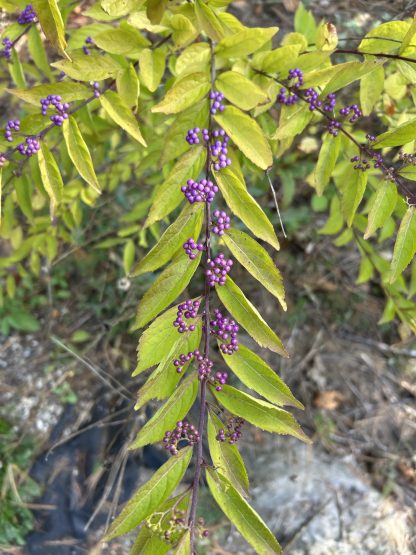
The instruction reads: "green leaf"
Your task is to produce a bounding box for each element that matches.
[216,277,287,356]
[32,0,67,56]
[389,206,416,283]
[252,45,301,74]
[271,103,313,141]
[214,106,272,170]
[214,168,279,250]
[134,321,201,408]
[356,256,374,285]
[105,446,192,540]
[360,65,384,116]
[130,374,199,448]
[215,71,269,111]
[319,195,343,235]
[10,48,26,88]
[321,59,385,96]
[147,0,168,24]
[216,27,279,58]
[134,254,201,329]
[172,530,191,554]
[359,21,411,54]
[134,304,199,374]
[294,2,316,44]
[102,0,146,17]
[195,0,225,41]
[212,385,309,442]
[100,90,147,146]
[314,133,340,195]
[373,118,416,149]
[364,180,397,239]
[131,203,204,276]
[94,25,149,54]
[52,52,122,81]
[342,170,368,227]
[63,117,101,194]
[207,410,249,495]
[145,147,206,227]
[398,165,416,181]
[8,83,92,105]
[223,228,286,309]
[27,26,53,80]
[400,16,416,53]
[139,48,166,92]
[8,310,40,332]
[37,142,64,219]
[206,468,282,555]
[123,240,135,274]
[116,64,140,109]
[221,344,303,409]
[152,73,210,114]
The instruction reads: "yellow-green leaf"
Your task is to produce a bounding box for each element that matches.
[207,410,249,496]
[152,72,211,114]
[116,64,140,109]
[314,133,340,195]
[105,446,192,540]
[215,169,279,249]
[130,374,198,448]
[342,170,368,227]
[216,27,279,59]
[94,25,149,54]
[139,48,166,92]
[215,106,272,169]
[195,0,225,41]
[223,228,286,309]
[220,344,303,409]
[364,180,397,239]
[52,52,122,81]
[360,65,384,116]
[134,254,201,329]
[321,59,385,96]
[206,468,282,555]
[37,142,64,219]
[389,206,416,283]
[63,116,101,194]
[216,277,287,356]
[216,71,269,111]
[100,90,147,146]
[132,203,203,276]
[9,83,92,105]
[373,118,416,149]
[212,385,309,442]
[145,147,206,227]
[32,0,67,56]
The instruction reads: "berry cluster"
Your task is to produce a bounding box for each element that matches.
[173,299,200,333]
[186,127,209,145]
[17,4,37,24]
[181,178,218,204]
[277,86,298,106]
[288,67,304,88]
[216,416,245,444]
[91,81,100,98]
[183,237,204,260]
[327,119,341,136]
[1,38,13,61]
[339,103,362,123]
[210,309,239,355]
[213,370,228,391]
[17,136,40,157]
[277,67,305,105]
[40,95,70,126]
[211,210,230,236]
[210,130,231,171]
[173,351,195,374]
[145,508,188,545]
[400,151,416,165]
[351,150,383,171]
[83,36,94,56]
[197,355,214,381]
[163,420,200,456]
[4,119,20,142]
[206,253,233,287]
[210,90,225,114]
